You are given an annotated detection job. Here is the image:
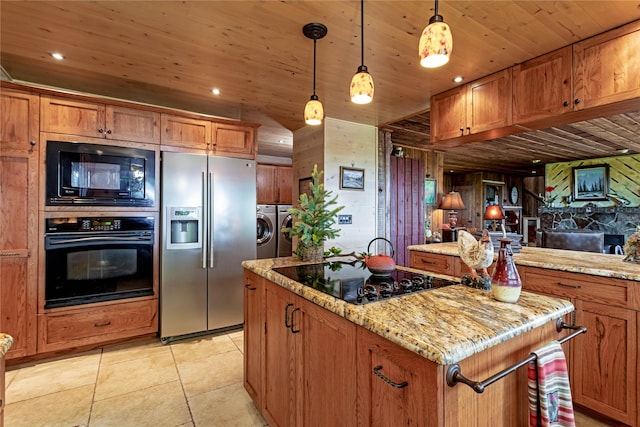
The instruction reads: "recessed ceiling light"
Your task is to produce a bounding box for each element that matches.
[531,170,537,174]
[211,88,220,95]
[532,159,541,164]
[50,52,64,60]
[278,139,285,144]
[617,148,629,154]
[453,76,463,83]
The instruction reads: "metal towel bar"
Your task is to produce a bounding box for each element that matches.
[446,320,586,394]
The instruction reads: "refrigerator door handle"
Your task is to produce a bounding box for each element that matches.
[202,171,207,269]
[209,171,214,268]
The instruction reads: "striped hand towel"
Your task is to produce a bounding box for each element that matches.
[528,341,575,427]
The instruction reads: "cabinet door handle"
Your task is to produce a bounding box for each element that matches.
[290,307,301,333]
[245,284,257,291]
[106,129,112,134]
[98,128,104,134]
[373,365,408,389]
[556,282,581,289]
[94,320,112,327]
[563,101,569,107]
[284,303,294,328]
[574,98,581,105]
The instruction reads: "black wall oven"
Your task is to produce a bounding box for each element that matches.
[44,216,155,309]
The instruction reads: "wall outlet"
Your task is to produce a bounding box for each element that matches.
[338,214,352,224]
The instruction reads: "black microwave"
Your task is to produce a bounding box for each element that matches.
[46,141,156,206]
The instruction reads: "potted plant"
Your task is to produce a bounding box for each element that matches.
[283,165,344,262]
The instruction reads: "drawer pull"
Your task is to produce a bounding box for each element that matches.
[245,284,257,291]
[556,282,581,289]
[373,365,408,389]
[94,320,112,327]
[420,259,436,265]
[0,252,20,257]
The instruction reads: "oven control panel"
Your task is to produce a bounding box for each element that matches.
[46,216,154,233]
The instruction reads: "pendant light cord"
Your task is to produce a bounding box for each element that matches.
[434,0,439,16]
[313,39,317,97]
[360,0,364,66]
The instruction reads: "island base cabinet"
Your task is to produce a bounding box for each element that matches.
[243,271,264,407]
[571,300,637,426]
[262,280,357,427]
[357,327,443,427]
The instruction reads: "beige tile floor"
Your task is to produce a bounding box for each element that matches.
[4,329,613,427]
[4,329,267,427]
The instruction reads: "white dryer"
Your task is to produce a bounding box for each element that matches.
[277,205,292,257]
[256,205,277,259]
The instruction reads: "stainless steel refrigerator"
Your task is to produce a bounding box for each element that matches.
[160,152,256,342]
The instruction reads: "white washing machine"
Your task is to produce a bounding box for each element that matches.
[256,205,277,259]
[277,205,292,257]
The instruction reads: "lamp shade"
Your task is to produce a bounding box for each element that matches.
[484,204,505,220]
[439,191,465,210]
[350,66,374,104]
[418,18,453,68]
[304,96,324,125]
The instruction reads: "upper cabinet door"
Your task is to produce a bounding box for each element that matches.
[41,96,106,138]
[430,86,467,142]
[212,123,256,159]
[106,105,160,144]
[573,20,640,110]
[161,114,211,150]
[512,46,573,123]
[467,68,513,134]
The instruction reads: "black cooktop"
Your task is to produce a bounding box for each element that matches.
[272,261,458,305]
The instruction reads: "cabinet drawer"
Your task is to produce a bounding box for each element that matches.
[409,252,454,275]
[522,268,632,309]
[38,299,158,352]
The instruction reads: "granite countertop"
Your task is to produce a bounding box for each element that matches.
[242,257,574,365]
[408,243,640,281]
[0,333,13,358]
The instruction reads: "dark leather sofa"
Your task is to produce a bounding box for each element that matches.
[536,229,605,253]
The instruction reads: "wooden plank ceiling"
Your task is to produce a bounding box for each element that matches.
[1,1,639,172]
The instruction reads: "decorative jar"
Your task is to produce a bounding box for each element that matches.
[491,238,522,303]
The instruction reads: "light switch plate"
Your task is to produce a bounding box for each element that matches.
[338,214,352,224]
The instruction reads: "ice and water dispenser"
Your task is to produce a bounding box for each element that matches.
[166,207,201,249]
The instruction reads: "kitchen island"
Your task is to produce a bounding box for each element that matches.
[242,257,575,427]
[409,243,640,427]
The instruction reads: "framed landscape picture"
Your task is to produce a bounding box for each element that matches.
[424,179,437,206]
[572,165,609,201]
[340,167,365,190]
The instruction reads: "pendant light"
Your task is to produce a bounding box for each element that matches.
[303,23,328,126]
[350,0,374,104]
[418,0,453,68]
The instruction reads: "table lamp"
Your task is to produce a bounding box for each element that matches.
[484,204,505,234]
[439,191,465,229]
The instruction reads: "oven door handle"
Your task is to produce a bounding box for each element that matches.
[46,236,153,246]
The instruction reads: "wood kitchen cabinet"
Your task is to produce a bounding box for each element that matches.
[512,47,574,123]
[41,96,160,143]
[37,299,158,353]
[573,20,640,110]
[521,266,638,426]
[357,327,441,427]
[1,351,5,425]
[430,69,512,142]
[212,123,256,159]
[257,164,293,204]
[262,279,357,427]
[161,114,257,159]
[409,251,455,275]
[0,88,39,360]
[161,114,212,150]
[243,270,264,406]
